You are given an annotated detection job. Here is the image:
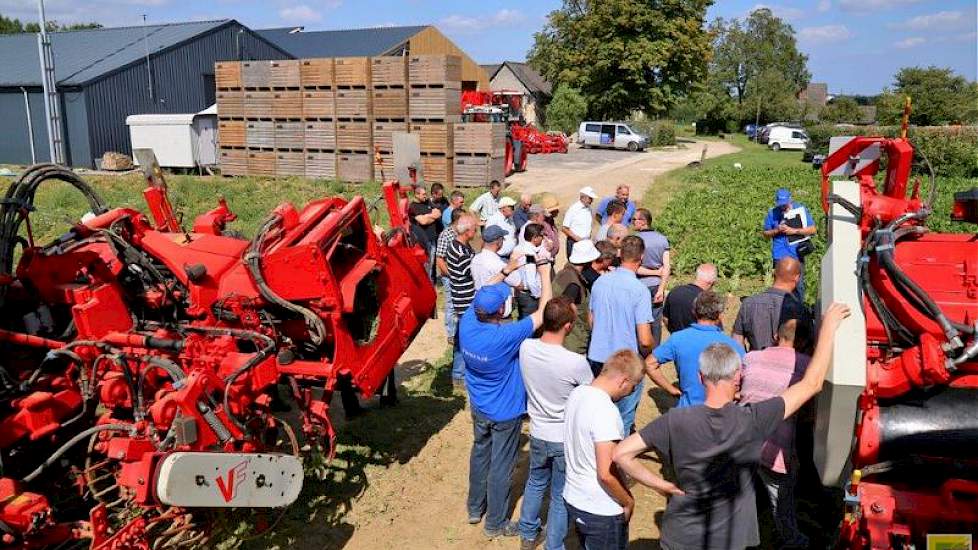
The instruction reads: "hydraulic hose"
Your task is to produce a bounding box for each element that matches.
[21,423,134,483]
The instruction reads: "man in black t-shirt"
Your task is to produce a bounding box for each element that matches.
[613,304,849,550]
[408,186,441,281]
[430,183,449,234]
[662,263,717,334]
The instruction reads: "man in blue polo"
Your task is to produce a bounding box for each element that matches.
[460,261,552,539]
[644,290,745,407]
[595,184,637,226]
[763,188,816,298]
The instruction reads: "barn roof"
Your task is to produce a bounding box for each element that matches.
[485,61,552,96]
[256,25,430,58]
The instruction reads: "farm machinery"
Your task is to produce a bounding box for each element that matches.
[0,161,435,549]
[816,135,978,547]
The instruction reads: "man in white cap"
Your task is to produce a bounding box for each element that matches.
[553,239,601,356]
[562,186,598,259]
[486,196,518,259]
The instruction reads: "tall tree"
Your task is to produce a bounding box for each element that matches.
[0,13,101,34]
[529,0,714,119]
[546,84,589,134]
[876,66,978,125]
[0,13,26,33]
[821,97,863,123]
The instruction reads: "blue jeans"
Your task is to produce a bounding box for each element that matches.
[615,379,644,435]
[441,276,456,338]
[452,318,465,381]
[518,437,567,549]
[468,409,522,530]
[566,503,628,550]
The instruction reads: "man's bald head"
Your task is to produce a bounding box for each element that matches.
[774,257,802,287]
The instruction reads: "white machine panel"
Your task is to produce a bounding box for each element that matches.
[156,452,303,508]
[826,137,880,177]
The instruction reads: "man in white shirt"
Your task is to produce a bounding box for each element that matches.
[517,297,594,550]
[471,225,522,291]
[512,223,551,319]
[562,186,598,259]
[563,349,644,550]
[470,180,503,225]
[485,196,518,258]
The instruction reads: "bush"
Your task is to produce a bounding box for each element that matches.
[627,119,677,147]
[546,84,588,135]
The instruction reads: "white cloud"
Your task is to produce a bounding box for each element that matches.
[838,0,924,13]
[279,4,323,24]
[798,24,852,43]
[817,0,831,12]
[894,37,926,49]
[750,3,805,20]
[439,9,525,33]
[890,10,967,30]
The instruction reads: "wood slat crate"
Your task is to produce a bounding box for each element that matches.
[243,91,273,115]
[215,61,241,88]
[241,61,271,88]
[216,90,244,118]
[421,155,453,185]
[305,121,336,150]
[337,152,373,183]
[454,155,506,187]
[302,89,334,118]
[271,90,303,118]
[335,89,371,118]
[218,120,246,148]
[305,151,336,179]
[409,88,462,119]
[247,150,276,176]
[245,121,275,148]
[336,121,372,150]
[371,88,407,119]
[274,122,304,149]
[410,122,454,154]
[334,57,371,87]
[300,58,334,88]
[371,56,407,87]
[373,121,408,152]
[408,55,462,85]
[269,60,300,88]
[276,151,305,176]
[453,123,506,156]
[219,148,247,176]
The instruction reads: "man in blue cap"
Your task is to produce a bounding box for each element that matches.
[762,188,816,297]
[460,259,553,539]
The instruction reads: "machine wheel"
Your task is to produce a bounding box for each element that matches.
[771,142,781,151]
[627,141,639,152]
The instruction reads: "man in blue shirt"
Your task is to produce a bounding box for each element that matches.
[442,190,465,228]
[646,290,746,407]
[595,184,637,226]
[588,235,655,434]
[460,261,552,539]
[763,188,816,297]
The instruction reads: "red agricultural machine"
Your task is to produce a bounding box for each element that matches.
[0,161,435,548]
[816,135,978,548]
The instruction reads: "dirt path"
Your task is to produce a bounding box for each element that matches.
[331,141,741,550]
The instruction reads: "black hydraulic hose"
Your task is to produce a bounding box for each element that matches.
[20,424,133,483]
[136,356,186,419]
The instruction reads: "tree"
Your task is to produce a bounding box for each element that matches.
[821,96,863,123]
[0,13,27,33]
[0,13,101,34]
[546,84,588,134]
[876,66,978,125]
[529,0,714,119]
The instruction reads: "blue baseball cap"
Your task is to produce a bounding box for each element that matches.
[775,188,792,207]
[482,225,507,242]
[473,283,511,315]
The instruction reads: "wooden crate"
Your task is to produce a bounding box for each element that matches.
[215,61,241,88]
[243,91,273,116]
[269,60,300,88]
[302,89,334,118]
[274,121,304,149]
[335,89,371,118]
[371,88,408,119]
[305,151,336,179]
[245,121,275,148]
[219,148,247,176]
[247,150,276,176]
[409,88,462,119]
[305,121,336,150]
[300,58,334,88]
[276,151,305,176]
[420,154,453,185]
[334,57,370,87]
[271,90,303,118]
[454,155,505,187]
[373,120,408,152]
[410,122,453,154]
[241,61,271,88]
[218,120,246,148]
[337,152,373,183]
[453,123,506,156]
[408,55,462,85]
[216,90,244,118]
[336,120,372,150]
[371,56,407,87]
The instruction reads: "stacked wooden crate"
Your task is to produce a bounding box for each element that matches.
[371,56,408,181]
[453,123,507,187]
[300,58,336,179]
[408,55,461,186]
[332,57,373,183]
[215,61,246,175]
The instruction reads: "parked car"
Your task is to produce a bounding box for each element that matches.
[577,122,649,151]
[744,124,758,139]
[767,126,810,151]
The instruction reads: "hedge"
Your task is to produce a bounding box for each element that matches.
[627,119,677,147]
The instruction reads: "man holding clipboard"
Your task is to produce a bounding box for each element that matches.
[762,189,816,298]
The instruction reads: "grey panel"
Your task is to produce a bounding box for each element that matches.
[0,91,42,164]
[814,381,860,487]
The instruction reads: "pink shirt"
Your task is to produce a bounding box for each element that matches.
[739,346,810,473]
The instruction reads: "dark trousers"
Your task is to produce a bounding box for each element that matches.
[648,285,663,346]
[515,289,539,320]
[566,503,628,550]
[468,409,521,531]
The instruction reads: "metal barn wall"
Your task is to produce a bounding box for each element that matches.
[0,88,89,166]
[83,23,288,167]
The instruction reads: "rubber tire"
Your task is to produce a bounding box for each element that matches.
[771,143,781,151]
[627,141,639,152]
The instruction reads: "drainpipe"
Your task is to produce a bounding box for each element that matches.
[20,87,37,164]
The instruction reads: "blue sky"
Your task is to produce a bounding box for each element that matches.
[2,0,975,94]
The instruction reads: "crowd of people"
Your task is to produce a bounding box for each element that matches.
[405,180,841,550]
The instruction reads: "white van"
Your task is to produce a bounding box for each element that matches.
[577,122,649,151]
[767,126,809,151]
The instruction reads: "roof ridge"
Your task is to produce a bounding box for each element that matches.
[44,18,230,35]
[259,23,430,33]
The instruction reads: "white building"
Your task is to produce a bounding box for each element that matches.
[482,62,553,127]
